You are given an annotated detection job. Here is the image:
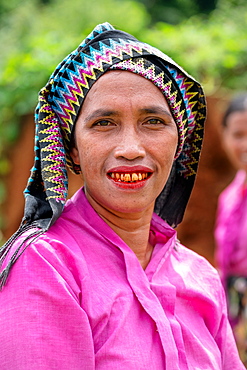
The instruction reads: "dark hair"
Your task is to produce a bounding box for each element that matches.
[223,93,247,127]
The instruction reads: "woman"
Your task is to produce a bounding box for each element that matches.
[0,22,244,369]
[215,93,247,362]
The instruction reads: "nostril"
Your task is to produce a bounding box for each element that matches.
[114,144,146,160]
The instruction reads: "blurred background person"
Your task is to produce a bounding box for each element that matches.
[214,93,247,364]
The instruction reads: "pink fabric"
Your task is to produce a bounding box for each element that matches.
[215,170,247,288]
[0,188,244,369]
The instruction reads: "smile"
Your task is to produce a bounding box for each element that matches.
[108,172,151,183]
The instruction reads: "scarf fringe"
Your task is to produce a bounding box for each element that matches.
[0,223,44,289]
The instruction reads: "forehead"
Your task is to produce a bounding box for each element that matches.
[226,110,247,129]
[82,70,169,108]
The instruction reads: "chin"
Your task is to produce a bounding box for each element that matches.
[109,200,155,215]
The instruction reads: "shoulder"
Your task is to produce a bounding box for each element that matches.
[152,213,220,289]
[151,214,222,296]
[172,241,223,299]
[174,240,218,277]
[0,222,86,292]
[219,170,245,204]
[216,171,247,227]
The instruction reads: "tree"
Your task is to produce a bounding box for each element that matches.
[136,0,217,24]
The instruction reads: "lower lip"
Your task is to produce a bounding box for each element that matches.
[107,176,150,190]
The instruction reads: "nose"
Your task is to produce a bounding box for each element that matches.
[114,127,146,160]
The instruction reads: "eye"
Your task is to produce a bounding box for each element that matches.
[143,118,166,128]
[94,120,112,127]
[147,118,163,125]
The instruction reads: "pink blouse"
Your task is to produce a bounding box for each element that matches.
[0,188,244,369]
[215,170,247,288]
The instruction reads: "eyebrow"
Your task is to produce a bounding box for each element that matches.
[84,109,118,122]
[83,106,173,122]
[139,107,173,118]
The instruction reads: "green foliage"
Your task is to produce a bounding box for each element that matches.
[142,5,247,94]
[0,0,149,153]
[136,0,217,24]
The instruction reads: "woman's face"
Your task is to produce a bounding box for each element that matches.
[223,110,247,172]
[71,70,178,216]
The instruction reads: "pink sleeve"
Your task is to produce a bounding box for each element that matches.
[0,238,95,370]
[215,171,247,284]
[215,284,245,369]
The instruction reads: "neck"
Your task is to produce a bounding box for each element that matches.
[87,195,154,269]
[102,213,154,269]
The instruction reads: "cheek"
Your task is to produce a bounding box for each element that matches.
[77,141,105,178]
[79,150,94,173]
[153,142,177,174]
[224,137,239,155]
[159,136,178,160]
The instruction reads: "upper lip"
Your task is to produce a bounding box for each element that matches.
[107,165,153,173]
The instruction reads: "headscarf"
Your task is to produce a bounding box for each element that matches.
[0,22,206,287]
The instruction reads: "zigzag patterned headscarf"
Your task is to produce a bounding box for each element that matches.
[0,22,206,287]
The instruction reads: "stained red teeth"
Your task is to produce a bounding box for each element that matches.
[132,173,139,181]
[109,172,150,183]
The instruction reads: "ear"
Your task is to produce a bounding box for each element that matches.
[70,147,80,165]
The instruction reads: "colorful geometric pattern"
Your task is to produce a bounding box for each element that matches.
[25,87,68,206]
[38,89,68,201]
[110,58,188,159]
[25,22,206,228]
[0,22,207,288]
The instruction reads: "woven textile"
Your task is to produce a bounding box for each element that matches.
[27,22,205,226]
[0,22,206,286]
